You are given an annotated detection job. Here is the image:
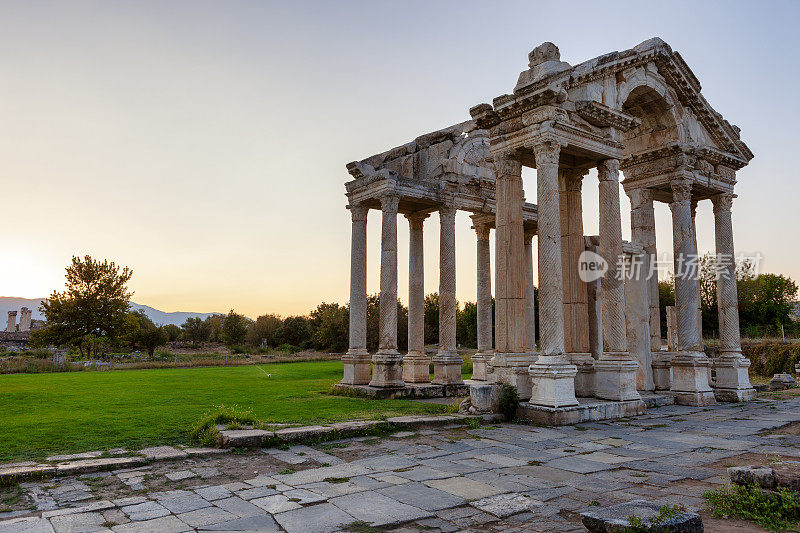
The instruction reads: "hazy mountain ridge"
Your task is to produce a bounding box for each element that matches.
[0,297,218,327]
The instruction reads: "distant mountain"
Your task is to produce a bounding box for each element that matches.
[0,297,218,327]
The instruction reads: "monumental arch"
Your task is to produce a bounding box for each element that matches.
[341,38,755,421]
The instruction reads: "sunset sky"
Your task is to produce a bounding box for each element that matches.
[1,0,797,318]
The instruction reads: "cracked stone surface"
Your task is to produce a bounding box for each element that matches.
[1,398,799,531]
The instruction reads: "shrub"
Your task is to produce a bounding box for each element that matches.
[498,384,520,421]
[704,483,800,532]
[743,341,800,376]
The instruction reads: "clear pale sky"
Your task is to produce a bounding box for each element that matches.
[1,1,797,318]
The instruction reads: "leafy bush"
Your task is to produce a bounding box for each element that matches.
[743,341,800,376]
[498,384,520,421]
[704,483,800,532]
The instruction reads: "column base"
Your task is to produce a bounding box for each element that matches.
[402,353,431,383]
[594,353,641,402]
[489,353,534,400]
[470,353,492,381]
[651,351,674,391]
[369,351,404,388]
[670,352,716,406]
[567,353,595,397]
[432,352,463,385]
[528,356,579,408]
[713,353,756,402]
[341,350,371,385]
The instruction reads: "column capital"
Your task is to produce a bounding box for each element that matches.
[670,178,693,205]
[524,231,535,245]
[472,222,491,241]
[559,168,587,191]
[492,152,522,177]
[712,192,735,214]
[439,204,457,222]
[405,212,429,230]
[597,158,621,180]
[532,140,563,166]
[348,204,369,222]
[626,187,653,206]
[380,194,400,213]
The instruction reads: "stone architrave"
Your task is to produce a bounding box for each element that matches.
[404,213,431,383]
[594,159,639,402]
[433,205,463,384]
[711,193,756,401]
[490,154,533,399]
[370,195,404,388]
[471,218,493,380]
[342,205,370,385]
[528,141,578,408]
[668,178,715,405]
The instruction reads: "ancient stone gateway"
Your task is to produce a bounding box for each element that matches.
[339,38,755,422]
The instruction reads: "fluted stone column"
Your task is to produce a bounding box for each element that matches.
[342,204,370,385]
[404,213,431,383]
[471,219,493,380]
[595,159,639,402]
[490,154,533,399]
[370,194,404,388]
[711,193,755,401]
[628,188,662,391]
[668,178,715,405]
[528,141,578,408]
[691,200,704,340]
[624,251,654,391]
[560,169,593,395]
[433,205,462,385]
[524,231,537,353]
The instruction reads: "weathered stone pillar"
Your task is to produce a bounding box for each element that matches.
[691,200,703,339]
[595,159,639,402]
[528,141,578,407]
[490,153,532,398]
[560,169,593,395]
[711,193,755,401]
[342,204,370,385]
[524,231,537,352]
[404,212,431,383]
[628,188,662,351]
[471,218,493,380]
[433,205,462,384]
[6,311,17,333]
[668,178,715,405]
[19,308,32,332]
[624,251,654,391]
[370,194,404,388]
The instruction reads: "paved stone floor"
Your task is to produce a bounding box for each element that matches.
[2,397,799,532]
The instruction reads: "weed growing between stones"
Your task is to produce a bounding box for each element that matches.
[189,405,261,446]
[703,483,800,532]
[498,384,520,421]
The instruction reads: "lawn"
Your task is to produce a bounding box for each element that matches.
[0,361,453,463]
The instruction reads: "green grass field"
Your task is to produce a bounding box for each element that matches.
[0,361,453,463]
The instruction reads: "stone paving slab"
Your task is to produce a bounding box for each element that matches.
[273,503,354,533]
[329,492,431,526]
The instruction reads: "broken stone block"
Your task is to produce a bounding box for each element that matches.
[580,500,702,533]
[728,465,776,489]
[769,373,796,391]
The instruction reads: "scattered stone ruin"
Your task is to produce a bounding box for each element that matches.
[339,38,755,423]
[5,307,32,333]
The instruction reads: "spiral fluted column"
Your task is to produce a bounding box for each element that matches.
[433,205,462,384]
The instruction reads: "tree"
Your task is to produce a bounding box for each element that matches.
[457,301,478,349]
[205,314,224,343]
[221,310,249,347]
[276,315,312,348]
[129,310,168,356]
[739,274,798,335]
[181,317,210,345]
[36,255,133,358]
[658,278,675,338]
[246,314,282,348]
[424,293,439,346]
[309,303,349,353]
[162,324,181,342]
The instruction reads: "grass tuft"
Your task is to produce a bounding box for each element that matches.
[704,483,800,532]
